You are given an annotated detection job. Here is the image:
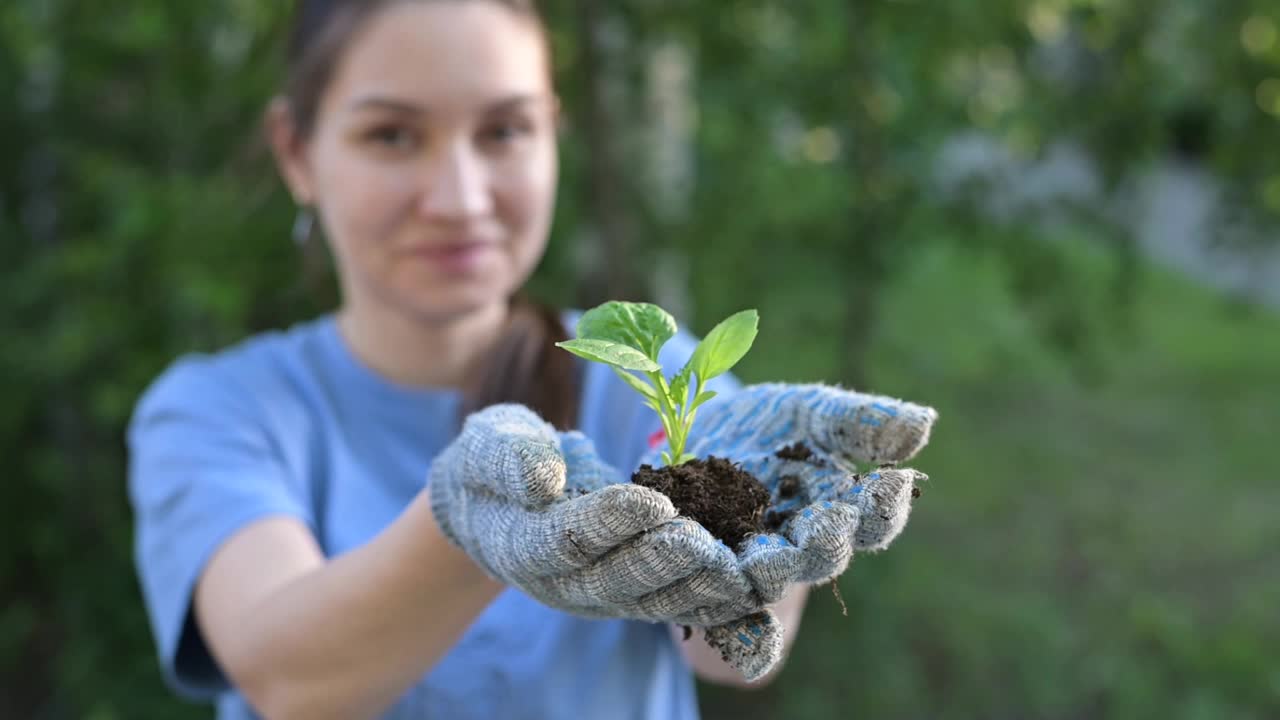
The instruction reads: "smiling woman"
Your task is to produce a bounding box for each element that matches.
[268,0,568,410]
[124,2,943,717]
[124,2,788,719]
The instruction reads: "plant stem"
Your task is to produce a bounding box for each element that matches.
[648,371,682,464]
[673,376,702,463]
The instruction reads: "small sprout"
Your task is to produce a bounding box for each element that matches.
[557,301,758,466]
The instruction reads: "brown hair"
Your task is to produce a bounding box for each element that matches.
[283,0,580,430]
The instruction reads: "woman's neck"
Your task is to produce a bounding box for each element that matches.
[335,299,509,390]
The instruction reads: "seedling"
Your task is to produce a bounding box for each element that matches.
[556,301,758,466]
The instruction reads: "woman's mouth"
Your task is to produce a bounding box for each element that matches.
[408,242,496,275]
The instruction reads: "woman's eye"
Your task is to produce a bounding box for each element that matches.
[481,119,533,146]
[365,126,418,150]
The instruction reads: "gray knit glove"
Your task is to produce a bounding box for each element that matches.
[428,404,758,626]
[666,383,938,680]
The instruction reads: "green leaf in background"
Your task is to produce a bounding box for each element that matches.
[11,0,1280,715]
[555,338,661,372]
[688,308,759,382]
[575,301,677,362]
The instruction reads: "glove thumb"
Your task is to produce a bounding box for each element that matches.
[702,609,785,682]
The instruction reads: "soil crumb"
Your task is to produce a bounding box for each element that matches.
[775,442,815,462]
[777,474,803,499]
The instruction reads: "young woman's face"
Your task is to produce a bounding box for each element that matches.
[289,1,558,322]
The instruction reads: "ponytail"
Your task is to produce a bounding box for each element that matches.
[459,294,581,431]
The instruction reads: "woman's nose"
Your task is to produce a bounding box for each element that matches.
[418,142,493,220]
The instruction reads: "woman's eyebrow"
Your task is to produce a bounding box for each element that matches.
[484,94,545,114]
[348,96,425,114]
[347,94,547,115]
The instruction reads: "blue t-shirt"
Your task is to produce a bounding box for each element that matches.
[127,310,741,720]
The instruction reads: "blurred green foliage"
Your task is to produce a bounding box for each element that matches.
[2,0,1277,718]
[702,229,1280,720]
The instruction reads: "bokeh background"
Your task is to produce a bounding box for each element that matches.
[3,1,1279,718]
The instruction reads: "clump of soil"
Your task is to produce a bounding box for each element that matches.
[775,442,814,462]
[632,457,770,549]
[632,441,872,620]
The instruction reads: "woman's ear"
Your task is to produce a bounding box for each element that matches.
[265,97,316,205]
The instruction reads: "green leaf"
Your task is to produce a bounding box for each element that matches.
[612,367,659,402]
[691,390,718,409]
[575,301,677,362]
[556,339,661,372]
[689,309,759,382]
[670,364,693,408]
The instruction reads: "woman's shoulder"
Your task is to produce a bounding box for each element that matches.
[133,317,332,424]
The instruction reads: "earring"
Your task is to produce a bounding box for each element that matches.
[292,206,315,247]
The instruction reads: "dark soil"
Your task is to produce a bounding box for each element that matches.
[777,474,803,498]
[761,475,802,532]
[775,442,814,462]
[632,456,770,549]
[631,441,877,621]
[762,510,785,532]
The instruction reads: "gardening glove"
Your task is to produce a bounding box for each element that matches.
[658,383,937,680]
[695,382,937,586]
[428,404,759,628]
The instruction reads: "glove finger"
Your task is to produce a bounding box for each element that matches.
[552,484,678,558]
[690,383,936,466]
[446,404,566,508]
[790,385,938,465]
[703,610,785,682]
[620,566,756,625]
[541,519,736,605]
[481,481,680,576]
[456,484,676,582]
[737,532,804,604]
[670,599,760,628]
[783,501,860,583]
[839,467,924,551]
[515,587,614,620]
[558,431,624,494]
[513,588,750,627]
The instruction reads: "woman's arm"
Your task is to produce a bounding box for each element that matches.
[195,489,502,720]
[671,583,811,689]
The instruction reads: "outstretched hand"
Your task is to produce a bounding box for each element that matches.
[429,386,938,683]
[666,383,938,678]
[428,405,758,627]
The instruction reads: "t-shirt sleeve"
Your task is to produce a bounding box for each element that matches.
[126,356,315,700]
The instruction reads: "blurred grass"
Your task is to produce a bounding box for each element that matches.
[702,238,1280,719]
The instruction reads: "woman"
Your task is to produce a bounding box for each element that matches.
[127,1,938,718]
